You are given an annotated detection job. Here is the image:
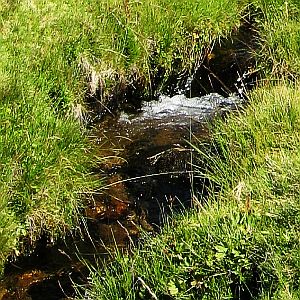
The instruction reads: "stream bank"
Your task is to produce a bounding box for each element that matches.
[78,83,300,299]
[1,0,300,297]
[0,18,258,299]
[85,17,258,121]
[0,93,247,300]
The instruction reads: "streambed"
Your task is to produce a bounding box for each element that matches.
[0,92,243,300]
[0,18,258,298]
[92,93,243,225]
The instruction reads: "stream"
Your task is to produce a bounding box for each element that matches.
[0,19,258,299]
[0,92,244,300]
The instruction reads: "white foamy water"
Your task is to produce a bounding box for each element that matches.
[120,93,242,123]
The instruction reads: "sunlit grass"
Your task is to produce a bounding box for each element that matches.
[76,83,300,299]
[253,0,300,77]
[0,87,98,271]
[0,0,249,274]
[1,0,300,291]
[0,0,246,105]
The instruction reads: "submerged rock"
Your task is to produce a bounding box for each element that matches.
[95,92,243,225]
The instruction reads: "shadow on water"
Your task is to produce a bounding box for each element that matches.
[0,18,260,300]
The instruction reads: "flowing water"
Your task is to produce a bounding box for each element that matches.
[0,92,244,300]
[0,19,258,298]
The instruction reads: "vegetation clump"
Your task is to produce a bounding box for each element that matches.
[76,83,300,300]
[1,0,300,297]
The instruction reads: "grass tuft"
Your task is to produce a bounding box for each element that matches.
[76,83,300,299]
[0,0,249,274]
[253,0,300,78]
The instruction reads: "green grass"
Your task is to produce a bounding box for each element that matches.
[0,0,249,277]
[74,3,300,299]
[1,0,300,293]
[0,0,247,106]
[252,0,300,77]
[76,83,300,300]
[0,85,97,272]
[193,82,300,298]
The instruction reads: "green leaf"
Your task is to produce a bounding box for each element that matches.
[168,281,179,296]
[214,245,228,253]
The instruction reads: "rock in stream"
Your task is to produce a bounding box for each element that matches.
[95,92,242,224]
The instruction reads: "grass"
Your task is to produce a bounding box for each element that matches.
[252,0,300,77]
[0,84,97,272]
[74,0,300,298]
[0,0,247,110]
[0,0,249,277]
[193,82,300,298]
[1,0,300,295]
[76,83,300,300]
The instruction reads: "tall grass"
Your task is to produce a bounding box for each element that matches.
[0,81,97,271]
[0,0,247,107]
[0,0,249,276]
[193,82,300,298]
[76,83,300,299]
[1,0,299,289]
[253,0,300,77]
[73,2,300,298]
